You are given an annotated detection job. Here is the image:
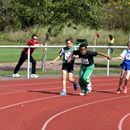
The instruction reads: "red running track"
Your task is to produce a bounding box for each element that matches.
[0,76,130,130]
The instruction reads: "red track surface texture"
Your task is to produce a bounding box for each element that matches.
[0,76,130,130]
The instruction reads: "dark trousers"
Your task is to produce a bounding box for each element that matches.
[108,43,114,54]
[14,51,36,74]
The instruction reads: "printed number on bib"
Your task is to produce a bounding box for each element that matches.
[126,54,130,60]
[65,52,71,60]
[81,58,89,64]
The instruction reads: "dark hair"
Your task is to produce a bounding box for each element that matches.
[31,34,38,39]
[127,41,130,46]
[109,35,113,40]
[65,37,73,43]
[79,43,87,49]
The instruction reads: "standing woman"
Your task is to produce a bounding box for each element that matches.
[12,34,42,78]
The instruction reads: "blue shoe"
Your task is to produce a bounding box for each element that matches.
[73,81,78,91]
[60,90,66,96]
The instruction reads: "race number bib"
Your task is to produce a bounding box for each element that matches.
[65,52,71,60]
[125,53,130,60]
[81,58,89,64]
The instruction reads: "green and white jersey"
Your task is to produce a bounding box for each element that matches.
[59,46,77,63]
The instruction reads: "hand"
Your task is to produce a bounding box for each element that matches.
[116,57,123,60]
[49,61,54,64]
[107,56,112,60]
[73,55,79,59]
[68,55,79,62]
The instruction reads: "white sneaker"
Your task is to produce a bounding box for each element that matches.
[12,73,21,78]
[87,87,92,93]
[86,82,92,93]
[30,74,38,78]
[79,92,86,96]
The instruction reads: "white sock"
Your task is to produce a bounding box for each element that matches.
[87,82,92,89]
[63,88,66,92]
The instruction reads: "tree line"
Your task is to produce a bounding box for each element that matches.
[0,0,130,34]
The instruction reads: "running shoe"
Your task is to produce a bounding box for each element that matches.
[86,82,92,93]
[79,90,86,96]
[79,92,86,96]
[30,74,38,78]
[60,90,66,96]
[86,87,92,93]
[116,88,122,94]
[123,87,127,94]
[73,81,78,91]
[12,73,21,78]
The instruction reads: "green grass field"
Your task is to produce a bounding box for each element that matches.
[0,24,127,77]
[0,45,124,62]
[0,48,59,62]
[0,46,122,77]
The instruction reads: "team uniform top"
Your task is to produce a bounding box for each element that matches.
[73,50,98,67]
[120,49,130,70]
[110,38,114,44]
[59,46,77,63]
[23,39,40,55]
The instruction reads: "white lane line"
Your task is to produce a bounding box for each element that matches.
[0,86,118,110]
[118,113,130,130]
[41,95,130,130]
[0,79,120,96]
[0,82,122,111]
[0,86,61,96]
[0,91,26,96]
[0,81,61,88]
[0,95,60,110]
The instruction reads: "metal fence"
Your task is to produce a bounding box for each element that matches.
[0,45,127,79]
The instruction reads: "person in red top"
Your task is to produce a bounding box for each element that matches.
[12,34,42,78]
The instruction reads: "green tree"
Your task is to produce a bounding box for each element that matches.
[0,0,13,31]
[103,1,130,31]
[2,0,129,35]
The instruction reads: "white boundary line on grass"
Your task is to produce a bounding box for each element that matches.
[41,95,130,130]
[118,113,130,130]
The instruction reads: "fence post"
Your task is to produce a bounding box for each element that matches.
[129,34,130,41]
[41,44,47,72]
[107,46,110,76]
[93,37,96,51]
[27,47,30,79]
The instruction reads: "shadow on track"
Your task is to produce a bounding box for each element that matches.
[28,90,79,96]
[92,90,116,95]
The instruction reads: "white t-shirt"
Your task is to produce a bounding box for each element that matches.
[120,50,130,58]
[120,49,130,61]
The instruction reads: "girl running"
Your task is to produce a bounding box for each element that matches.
[116,41,130,94]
